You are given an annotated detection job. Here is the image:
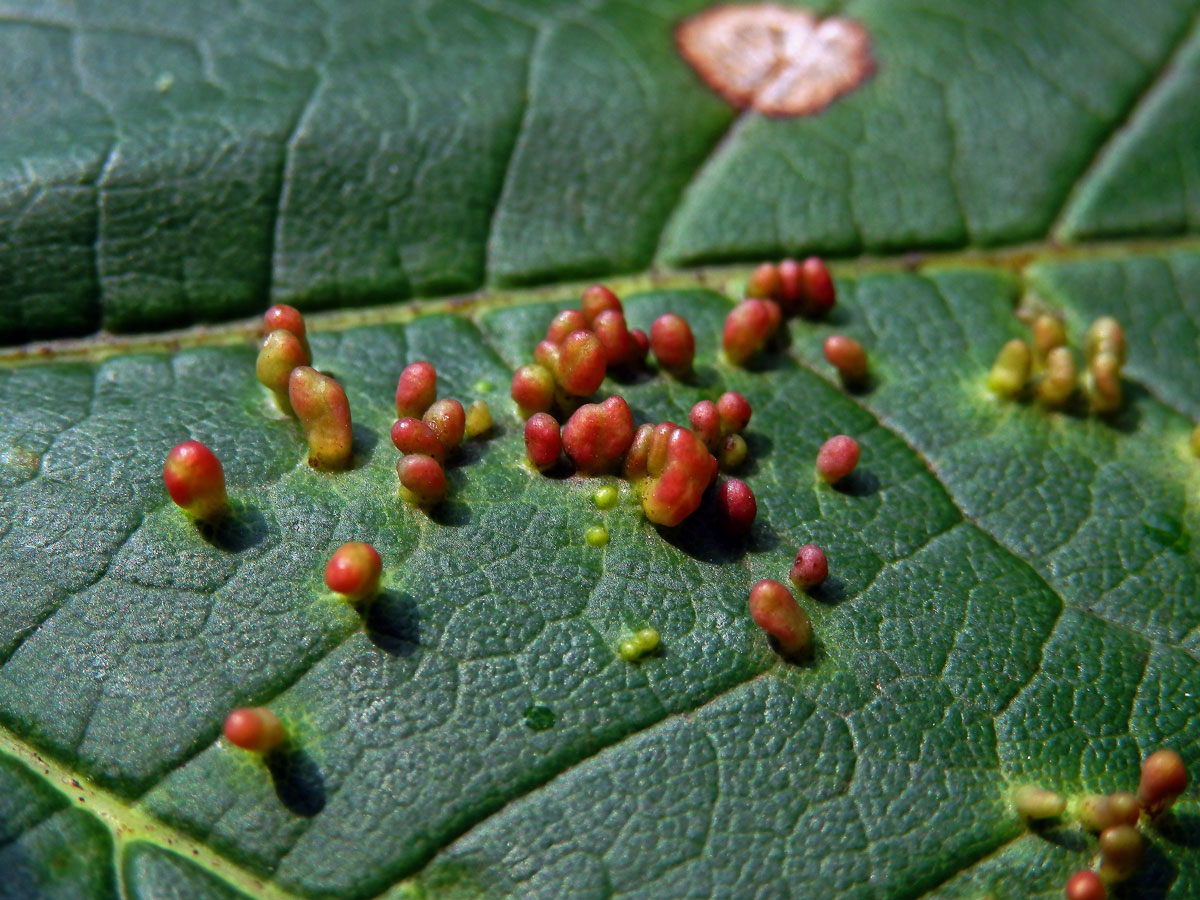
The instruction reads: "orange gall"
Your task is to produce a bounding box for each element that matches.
[525,413,562,471]
[556,330,607,397]
[423,398,466,453]
[163,441,228,523]
[748,579,812,659]
[324,541,382,604]
[395,361,437,419]
[256,329,309,413]
[650,313,695,375]
[224,706,285,753]
[562,395,635,475]
[289,366,353,470]
[397,453,446,506]
[263,305,311,360]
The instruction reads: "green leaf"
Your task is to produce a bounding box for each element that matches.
[1,2,1199,900]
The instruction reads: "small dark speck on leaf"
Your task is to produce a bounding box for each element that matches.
[524,705,556,731]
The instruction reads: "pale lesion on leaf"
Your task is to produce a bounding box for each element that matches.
[675,3,875,117]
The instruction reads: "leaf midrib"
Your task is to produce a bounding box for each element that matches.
[5,232,1200,366]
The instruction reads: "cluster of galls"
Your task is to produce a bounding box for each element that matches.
[511,285,698,422]
[256,304,355,470]
[390,361,490,506]
[988,314,1125,414]
[724,257,837,366]
[1011,748,1189,900]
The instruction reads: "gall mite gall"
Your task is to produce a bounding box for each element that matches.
[689,400,721,450]
[525,413,562,471]
[1086,316,1125,364]
[823,334,868,386]
[777,258,804,314]
[546,308,590,344]
[717,391,752,434]
[256,329,309,414]
[472,379,493,393]
[1012,784,1066,821]
[1032,314,1067,364]
[619,626,660,661]
[800,257,836,318]
[634,627,659,653]
[397,453,447,506]
[723,298,781,365]
[747,262,781,300]
[1086,352,1121,414]
[1036,346,1076,408]
[1137,747,1187,817]
[629,328,650,367]
[718,433,748,470]
[650,313,696,374]
[556,330,607,397]
[639,426,718,527]
[1097,824,1142,882]
[593,485,619,509]
[789,544,828,591]
[423,398,466,453]
[592,309,635,366]
[748,579,812,659]
[622,424,654,480]
[289,366,353,470]
[324,541,382,604]
[562,395,635,475]
[717,477,756,537]
[465,399,493,438]
[1065,870,1106,900]
[586,524,609,547]
[263,304,311,361]
[987,338,1032,399]
[224,706,285,753]
[511,363,556,418]
[390,417,445,464]
[581,284,623,324]
[533,339,561,371]
[1077,792,1141,831]
[816,435,860,483]
[163,440,228,523]
[395,361,437,419]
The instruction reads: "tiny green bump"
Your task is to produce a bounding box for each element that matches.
[618,639,641,661]
[472,379,494,393]
[586,524,609,547]
[634,627,660,653]
[593,485,618,509]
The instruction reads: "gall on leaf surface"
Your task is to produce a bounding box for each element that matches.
[1,2,1200,899]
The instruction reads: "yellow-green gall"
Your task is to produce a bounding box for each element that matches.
[465,399,493,438]
[586,524,609,547]
[618,627,659,661]
[1012,783,1065,821]
[1086,352,1121,414]
[634,627,659,653]
[718,433,748,471]
[1191,424,1200,458]
[987,339,1031,399]
[1032,314,1067,364]
[1098,824,1143,882]
[1037,346,1076,408]
[593,485,618,510]
[1086,316,1125,364]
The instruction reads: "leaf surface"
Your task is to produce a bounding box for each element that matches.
[1,2,1200,899]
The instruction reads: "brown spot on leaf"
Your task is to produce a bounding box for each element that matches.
[677,4,874,117]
